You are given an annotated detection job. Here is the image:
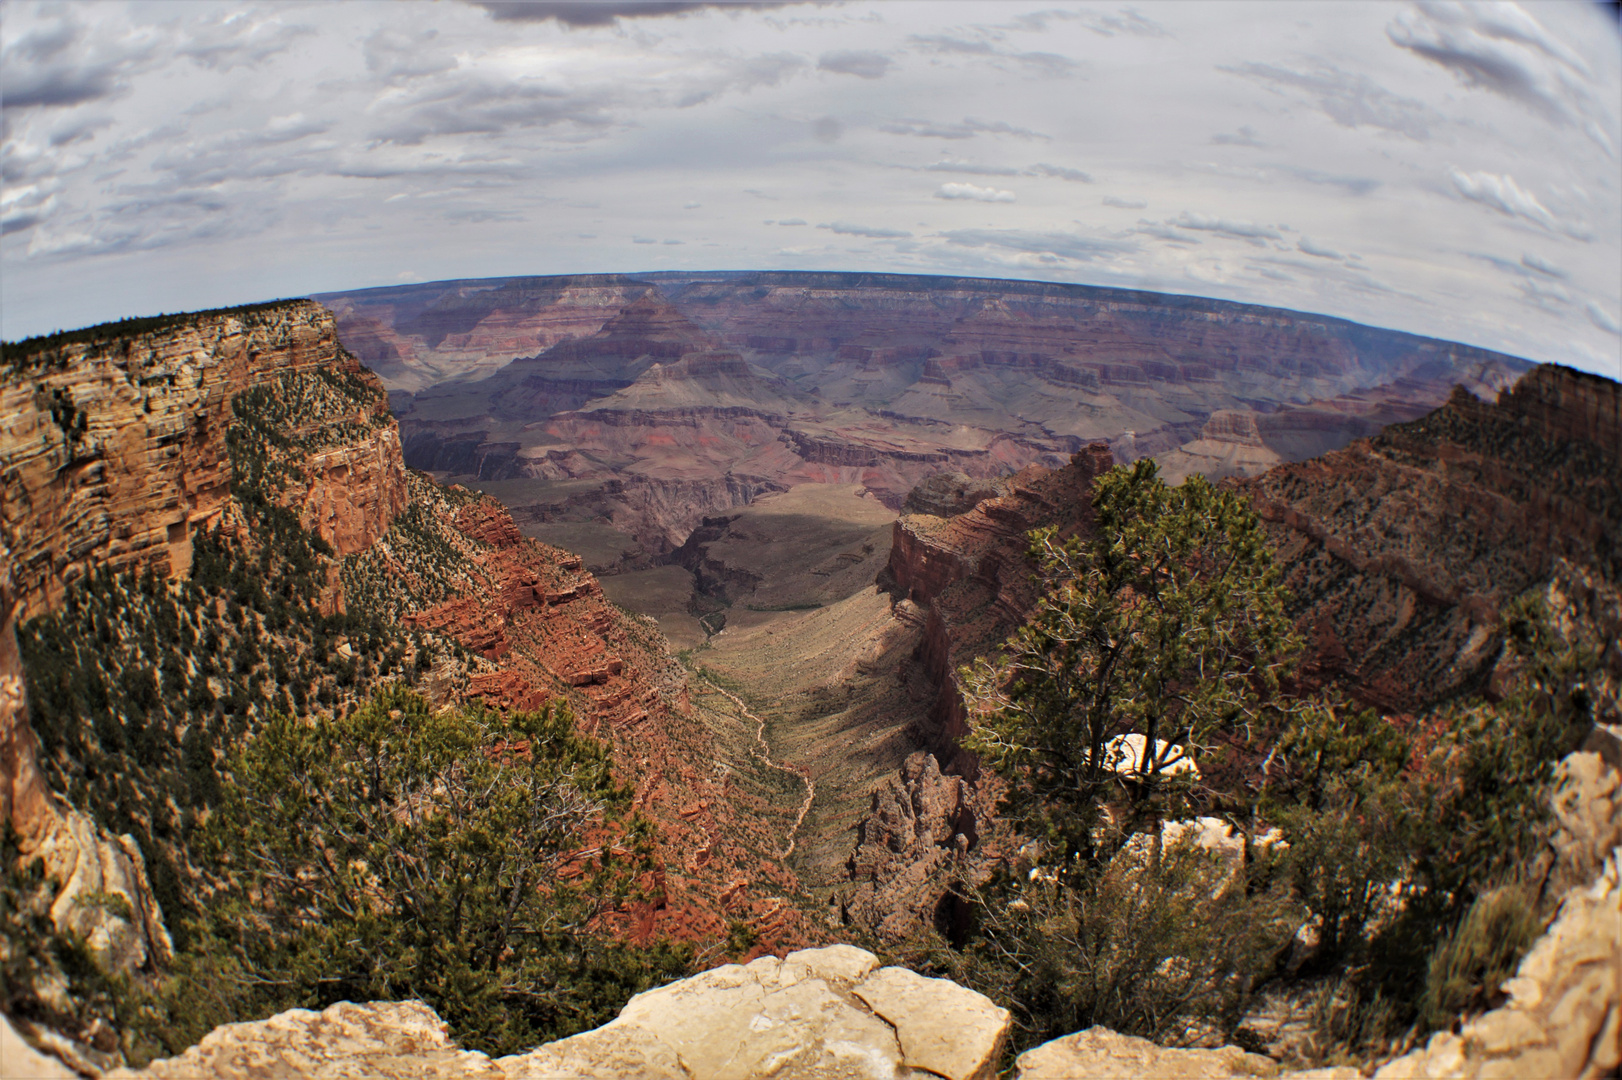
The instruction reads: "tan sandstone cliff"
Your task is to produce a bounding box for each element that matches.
[0,302,409,976]
[2,302,406,620]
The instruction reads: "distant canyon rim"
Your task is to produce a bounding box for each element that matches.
[320,270,1530,640]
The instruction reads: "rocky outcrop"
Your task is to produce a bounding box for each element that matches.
[1156,408,1283,484]
[1013,1027,1357,1079]
[1,301,406,620]
[1369,846,1622,1080]
[1,302,410,981]
[2,1013,78,1080]
[105,1000,500,1080]
[841,751,994,941]
[508,945,1007,1080]
[885,443,1116,765]
[833,446,1113,940]
[1236,365,1621,712]
[0,544,171,974]
[902,471,1009,518]
[113,946,1011,1080]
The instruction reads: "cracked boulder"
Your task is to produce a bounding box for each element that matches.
[111,947,1010,1080]
[502,944,1009,1080]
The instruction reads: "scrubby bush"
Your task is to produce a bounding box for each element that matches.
[941,461,1601,1062]
[135,687,691,1058]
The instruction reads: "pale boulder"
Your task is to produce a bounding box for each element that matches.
[852,965,1010,1080]
[1013,1026,1358,1079]
[499,945,1010,1080]
[105,1001,503,1080]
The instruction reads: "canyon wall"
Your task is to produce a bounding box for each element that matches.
[853,363,1621,940]
[1,302,405,622]
[327,272,1530,562]
[3,302,826,1072]
[835,445,1115,939]
[314,276,650,392]
[363,478,821,949]
[884,442,1116,768]
[0,302,412,981]
[1238,364,1621,712]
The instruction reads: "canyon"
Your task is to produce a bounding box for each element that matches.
[3,282,1619,1078]
[0,303,825,1068]
[321,271,1529,573]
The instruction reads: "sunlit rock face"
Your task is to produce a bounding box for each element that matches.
[2,302,407,621]
[1,302,407,980]
[111,946,1015,1080]
[320,272,1530,556]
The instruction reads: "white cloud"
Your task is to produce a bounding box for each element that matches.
[878,116,1047,140]
[1,0,1616,377]
[1388,2,1615,155]
[1222,60,1438,140]
[1026,162,1091,182]
[935,182,1015,202]
[924,160,1019,176]
[1521,252,1564,278]
[1297,236,1342,259]
[1587,300,1621,336]
[940,228,1136,262]
[1172,212,1282,242]
[818,50,890,79]
[818,221,912,238]
[1446,167,1590,238]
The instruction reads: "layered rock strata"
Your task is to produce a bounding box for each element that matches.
[2,302,405,621]
[1,303,411,978]
[885,442,1117,766]
[1237,364,1621,712]
[828,445,1115,938]
[350,477,818,948]
[348,272,1529,563]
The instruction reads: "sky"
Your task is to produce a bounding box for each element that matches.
[2,0,1618,377]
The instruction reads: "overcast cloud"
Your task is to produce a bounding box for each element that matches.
[1,0,1617,377]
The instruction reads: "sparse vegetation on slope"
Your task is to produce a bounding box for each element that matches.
[131,687,691,1060]
[917,460,1613,1067]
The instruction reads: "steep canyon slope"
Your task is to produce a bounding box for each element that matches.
[0,304,817,1067]
[4,289,1617,1077]
[840,364,1620,942]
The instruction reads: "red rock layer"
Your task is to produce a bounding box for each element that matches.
[389,491,817,951]
[884,442,1117,775]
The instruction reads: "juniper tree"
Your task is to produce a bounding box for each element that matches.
[961,458,1297,876]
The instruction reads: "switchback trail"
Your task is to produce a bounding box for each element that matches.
[704,678,816,862]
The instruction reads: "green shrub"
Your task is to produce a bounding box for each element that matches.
[1421,885,1541,1029]
[149,686,691,1057]
[945,839,1300,1049]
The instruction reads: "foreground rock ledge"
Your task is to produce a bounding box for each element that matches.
[103,890,1622,1080]
[109,946,1010,1080]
